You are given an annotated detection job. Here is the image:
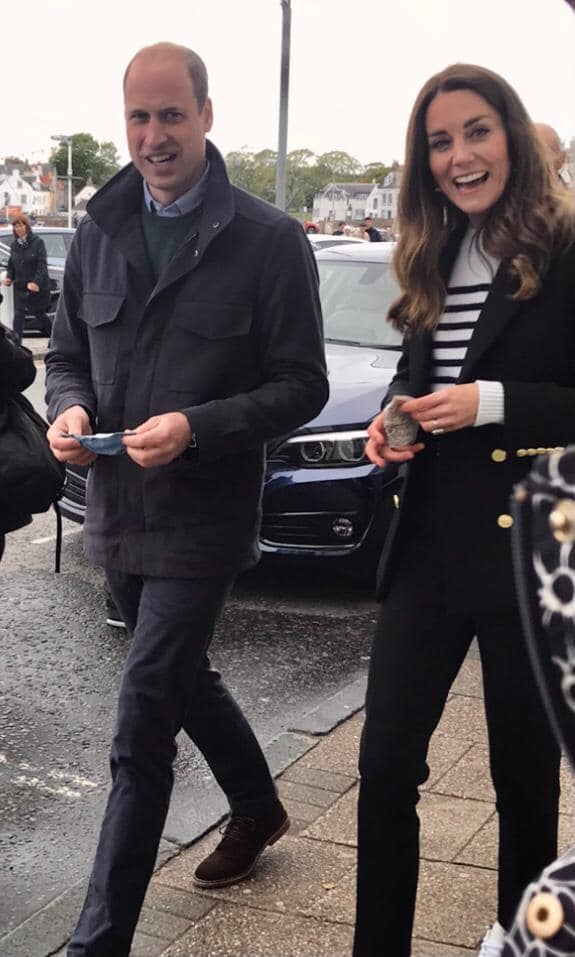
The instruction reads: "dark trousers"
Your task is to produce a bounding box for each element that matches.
[68,570,278,956]
[353,533,561,957]
[13,288,50,341]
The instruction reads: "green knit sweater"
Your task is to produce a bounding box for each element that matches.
[141,204,201,280]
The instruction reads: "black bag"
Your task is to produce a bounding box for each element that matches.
[501,449,575,955]
[0,391,65,516]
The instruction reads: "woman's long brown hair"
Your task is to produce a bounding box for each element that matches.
[389,63,575,333]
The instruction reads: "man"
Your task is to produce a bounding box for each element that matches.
[332,221,346,235]
[46,42,328,956]
[534,122,567,176]
[361,216,382,242]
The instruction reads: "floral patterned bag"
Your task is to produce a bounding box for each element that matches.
[504,448,575,955]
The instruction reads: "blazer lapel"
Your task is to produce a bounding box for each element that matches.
[457,263,520,382]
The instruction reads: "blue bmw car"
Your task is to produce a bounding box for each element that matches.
[261,242,402,573]
[60,242,403,574]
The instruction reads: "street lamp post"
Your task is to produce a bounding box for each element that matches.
[51,135,73,228]
[275,0,291,210]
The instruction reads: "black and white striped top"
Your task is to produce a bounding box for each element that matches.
[430,228,499,392]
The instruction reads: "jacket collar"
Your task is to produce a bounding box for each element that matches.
[85,140,235,294]
[457,261,520,381]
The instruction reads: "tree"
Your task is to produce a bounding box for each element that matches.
[316,150,364,179]
[49,133,121,189]
[225,149,276,203]
[361,162,392,183]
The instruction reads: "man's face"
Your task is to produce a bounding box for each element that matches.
[124,51,213,206]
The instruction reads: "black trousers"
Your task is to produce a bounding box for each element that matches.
[68,570,278,956]
[13,288,50,341]
[353,522,561,957]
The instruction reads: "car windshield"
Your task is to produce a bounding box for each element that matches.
[40,233,69,259]
[318,258,402,349]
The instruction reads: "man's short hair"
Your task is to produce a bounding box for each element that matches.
[123,42,209,110]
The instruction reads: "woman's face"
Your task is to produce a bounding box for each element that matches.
[425,89,511,226]
[13,222,27,238]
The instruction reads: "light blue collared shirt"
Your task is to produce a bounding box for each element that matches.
[143,161,210,217]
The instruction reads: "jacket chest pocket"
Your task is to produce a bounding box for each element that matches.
[163,302,254,395]
[78,292,125,384]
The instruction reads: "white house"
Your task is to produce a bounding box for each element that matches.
[0,168,52,216]
[365,169,402,222]
[74,179,98,208]
[312,182,373,224]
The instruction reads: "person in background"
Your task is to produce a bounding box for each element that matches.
[332,221,346,235]
[1,215,51,341]
[354,63,575,957]
[534,122,567,178]
[45,41,328,957]
[0,317,36,559]
[361,216,382,241]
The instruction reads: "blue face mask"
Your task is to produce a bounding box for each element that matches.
[65,431,135,456]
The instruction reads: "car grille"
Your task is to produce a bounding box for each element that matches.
[260,510,369,549]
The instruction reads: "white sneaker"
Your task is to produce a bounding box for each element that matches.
[478,921,506,957]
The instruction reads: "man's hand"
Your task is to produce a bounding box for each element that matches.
[27,282,40,293]
[400,384,479,434]
[2,278,12,286]
[366,410,424,467]
[47,405,96,465]
[122,412,192,468]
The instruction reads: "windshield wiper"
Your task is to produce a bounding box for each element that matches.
[324,337,363,346]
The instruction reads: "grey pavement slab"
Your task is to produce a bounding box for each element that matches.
[280,763,355,794]
[414,859,497,950]
[435,695,489,741]
[422,732,475,791]
[161,903,355,957]
[278,777,344,808]
[303,786,357,847]
[154,834,355,915]
[450,657,484,698]
[456,811,574,870]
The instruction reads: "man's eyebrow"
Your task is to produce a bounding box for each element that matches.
[427,113,493,138]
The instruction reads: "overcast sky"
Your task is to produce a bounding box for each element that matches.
[1,0,574,170]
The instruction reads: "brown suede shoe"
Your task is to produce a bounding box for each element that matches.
[193,801,290,888]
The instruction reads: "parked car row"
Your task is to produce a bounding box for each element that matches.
[0,226,74,334]
[59,241,402,575]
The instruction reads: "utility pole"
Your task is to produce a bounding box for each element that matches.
[275,0,291,210]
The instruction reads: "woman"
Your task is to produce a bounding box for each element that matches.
[355,64,575,957]
[0,317,37,560]
[2,215,51,341]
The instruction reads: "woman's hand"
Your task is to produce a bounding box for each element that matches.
[2,278,12,286]
[400,384,479,434]
[366,411,424,467]
[27,282,40,293]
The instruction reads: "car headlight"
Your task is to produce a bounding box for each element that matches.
[270,429,369,468]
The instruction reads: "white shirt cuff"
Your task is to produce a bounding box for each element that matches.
[474,380,504,427]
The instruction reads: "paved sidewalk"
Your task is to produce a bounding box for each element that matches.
[49,650,571,957]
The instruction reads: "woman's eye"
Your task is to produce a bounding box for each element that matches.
[470,126,489,139]
[429,139,450,152]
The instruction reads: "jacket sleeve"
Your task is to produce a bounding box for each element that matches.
[381,335,411,409]
[32,238,48,287]
[6,246,15,282]
[44,226,96,423]
[503,380,575,448]
[0,323,36,396]
[501,249,575,448]
[180,216,329,462]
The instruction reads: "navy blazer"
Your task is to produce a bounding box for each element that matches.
[376,230,575,607]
